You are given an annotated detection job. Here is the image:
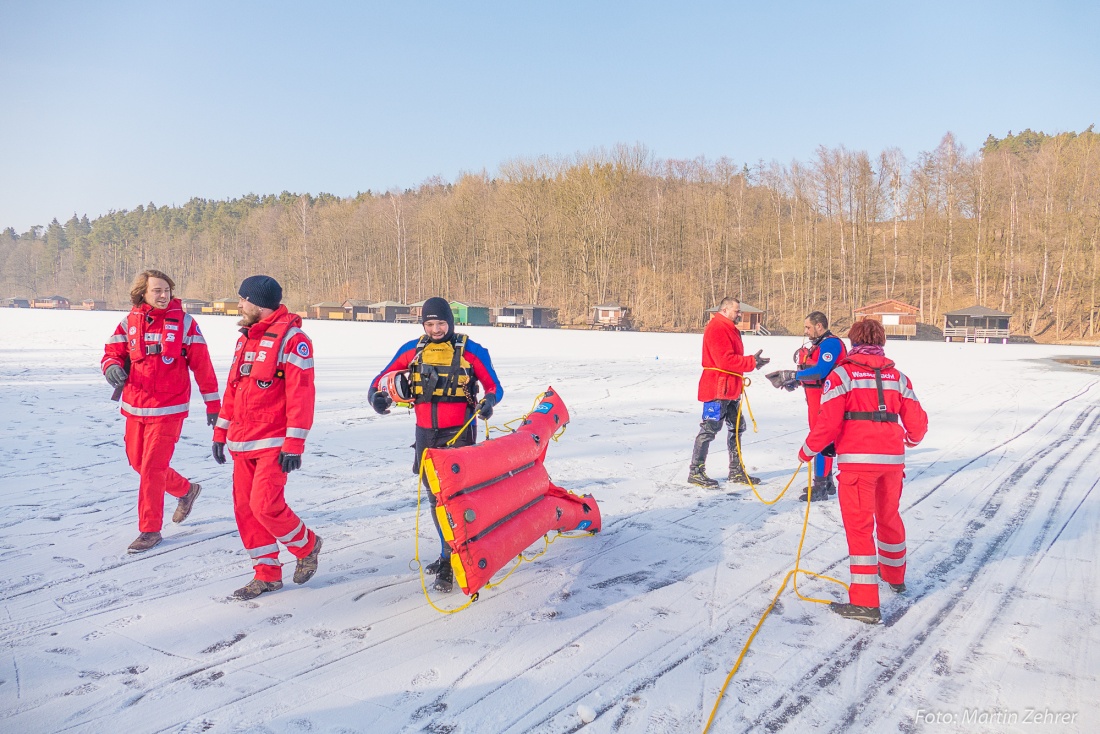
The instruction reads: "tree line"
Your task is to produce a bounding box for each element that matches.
[2,127,1097,339]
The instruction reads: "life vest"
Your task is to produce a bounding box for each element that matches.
[228,312,296,388]
[795,330,847,388]
[127,302,185,364]
[409,334,478,404]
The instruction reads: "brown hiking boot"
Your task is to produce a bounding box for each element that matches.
[172,483,202,523]
[292,535,322,584]
[127,532,162,554]
[232,579,283,600]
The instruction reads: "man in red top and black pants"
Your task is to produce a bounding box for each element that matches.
[212,276,323,600]
[369,297,502,593]
[102,269,220,553]
[799,319,929,623]
[689,297,770,488]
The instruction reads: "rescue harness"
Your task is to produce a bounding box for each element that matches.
[409,334,479,406]
[842,364,900,423]
[228,315,297,387]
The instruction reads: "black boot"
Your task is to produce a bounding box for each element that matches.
[879,570,906,593]
[424,555,446,575]
[688,465,719,488]
[799,476,831,501]
[433,559,455,593]
[829,602,881,624]
[727,463,761,485]
[826,474,837,496]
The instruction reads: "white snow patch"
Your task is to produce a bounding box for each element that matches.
[1,308,1098,733]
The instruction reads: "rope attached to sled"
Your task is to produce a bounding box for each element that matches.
[414,396,586,614]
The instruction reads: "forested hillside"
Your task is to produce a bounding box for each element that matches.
[2,128,1097,338]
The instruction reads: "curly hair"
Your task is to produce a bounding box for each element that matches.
[847,318,886,346]
[130,269,175,306]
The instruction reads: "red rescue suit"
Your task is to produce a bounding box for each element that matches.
[800,351,929,608]
[102,300,220,532]
[697,313,756,402]
[214,306,317,581]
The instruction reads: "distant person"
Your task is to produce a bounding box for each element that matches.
[766,311,848,501]
[101,269,220,553]
[689,296,770,488]
[798,319,928,624]
[368,297,502,593]
[211,276,322,600]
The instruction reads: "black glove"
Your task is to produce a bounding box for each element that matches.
[212,441,227,465]
[753,350,771,370]
[765,370,798,390]
[369,387,392,415]
[821,443,836,457]
[105,364,128,388]
[279,452,302,473]
[476,394,496,419]
[206,412,218,428]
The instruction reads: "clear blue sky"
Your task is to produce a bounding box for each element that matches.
[1,1,1096,233]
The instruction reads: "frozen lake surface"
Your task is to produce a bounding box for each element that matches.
[1,308,1098,733]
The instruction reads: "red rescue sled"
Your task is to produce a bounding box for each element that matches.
[422,387,601,596]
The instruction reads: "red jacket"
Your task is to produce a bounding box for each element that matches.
[802,352,929,471]
[697,313,756,401]
[213,306,315,455]
[101,299,220,421]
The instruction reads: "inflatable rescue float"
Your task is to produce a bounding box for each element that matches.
[421,387,601,596]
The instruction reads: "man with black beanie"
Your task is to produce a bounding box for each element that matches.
[212,275,323,600]
[368,296,503,593]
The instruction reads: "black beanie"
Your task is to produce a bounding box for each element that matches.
[238,275,283,310]
[421,297,454,334]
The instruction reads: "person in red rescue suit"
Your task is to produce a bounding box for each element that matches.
[211,275,323,601]
[368,297,503,594]
[798,318,929,624]
[689,296,770,489]
[101,269,219,554]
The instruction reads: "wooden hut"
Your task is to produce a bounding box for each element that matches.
[342,299,373,320]
[943,305,1011,344]
[704,303,767,334]
[853,299,918,339]
[79,299,106,311]
[2,297,30,308]
[310,302,346,320]
[31,296,70,309]
[450,301,491,326]
[587,303,633,331]
[204,297,240,316]
[408,299,429,321]
[180,298,209,314]
[365,300,411,323]
[491,303,559,328]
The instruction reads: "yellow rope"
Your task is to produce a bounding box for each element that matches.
[700,465,849,733]
[414,449,476,614]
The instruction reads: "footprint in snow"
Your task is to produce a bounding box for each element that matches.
[411,668,440,687]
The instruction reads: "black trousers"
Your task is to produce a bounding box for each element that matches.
[690,399,747,474]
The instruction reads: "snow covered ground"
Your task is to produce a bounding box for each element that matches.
[1,308,1098,734]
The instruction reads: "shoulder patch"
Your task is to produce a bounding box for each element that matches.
[823,379,832,392]
[296,342,311,358]
[822,352,834,362]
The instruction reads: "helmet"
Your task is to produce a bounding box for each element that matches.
[380,370,412,406]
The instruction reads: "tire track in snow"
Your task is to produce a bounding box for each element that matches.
[744,400,1099,733]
